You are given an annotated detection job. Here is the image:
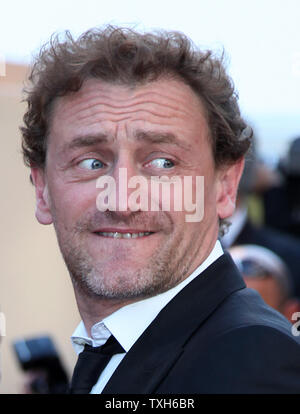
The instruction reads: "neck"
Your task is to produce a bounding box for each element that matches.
[73,288,134,336]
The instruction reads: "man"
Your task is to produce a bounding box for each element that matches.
[21,25,300,393]
[229,244,300,322]
[263,137,300,239]
[221,136,300,299]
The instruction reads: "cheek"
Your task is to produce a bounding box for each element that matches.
[49,181,99,223]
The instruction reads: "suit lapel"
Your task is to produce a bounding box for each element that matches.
[103,343,183,393]
[102,252,245,394]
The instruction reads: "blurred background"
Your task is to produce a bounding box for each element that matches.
[0,0,299,393]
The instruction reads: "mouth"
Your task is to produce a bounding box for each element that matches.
[94,231,155,239]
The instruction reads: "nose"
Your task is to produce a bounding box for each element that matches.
[96,148,144,215]
[111,153,141,215]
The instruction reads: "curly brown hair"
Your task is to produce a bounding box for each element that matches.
[21,25,251,169]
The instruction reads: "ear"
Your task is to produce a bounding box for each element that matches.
[30,167,53,225]
[216,157,245,220]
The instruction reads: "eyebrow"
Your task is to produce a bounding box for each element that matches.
[134,130,192,151]
[61,133,110,153]
[61,130,191,153]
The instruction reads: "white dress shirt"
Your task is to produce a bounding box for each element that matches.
[71,239,224,394]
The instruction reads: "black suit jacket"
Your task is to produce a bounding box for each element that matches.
[102,253,300,394]
[234,219,300,299]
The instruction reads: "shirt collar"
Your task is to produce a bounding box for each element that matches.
[71,239,223,354]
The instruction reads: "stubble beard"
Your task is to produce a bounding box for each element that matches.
[53,211,196,301]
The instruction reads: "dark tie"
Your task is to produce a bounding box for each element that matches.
[69,335,125,394]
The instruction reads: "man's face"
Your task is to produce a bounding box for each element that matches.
[32,77,242,300]
[244,276,283,311]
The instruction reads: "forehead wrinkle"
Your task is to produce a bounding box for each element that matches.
[68,94,193,122]
[52,77,209,137]
[69,82,196,108]
[57,85,197,124]
[75,108,177,125]
[50,78,211,153]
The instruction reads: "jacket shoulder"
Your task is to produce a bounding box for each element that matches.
[158,323,300,393]
[157,288,300,393]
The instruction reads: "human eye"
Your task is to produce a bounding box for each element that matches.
[78,158,104,170]
[146,158,175,169]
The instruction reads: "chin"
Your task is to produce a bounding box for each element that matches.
[78,260,177,300]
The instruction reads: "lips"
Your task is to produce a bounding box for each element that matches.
[95,231,154,239]
[93,227,156,239]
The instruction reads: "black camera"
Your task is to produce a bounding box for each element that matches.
[13,335,69,394]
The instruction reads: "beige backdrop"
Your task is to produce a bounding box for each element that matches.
[0,63,79,393]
